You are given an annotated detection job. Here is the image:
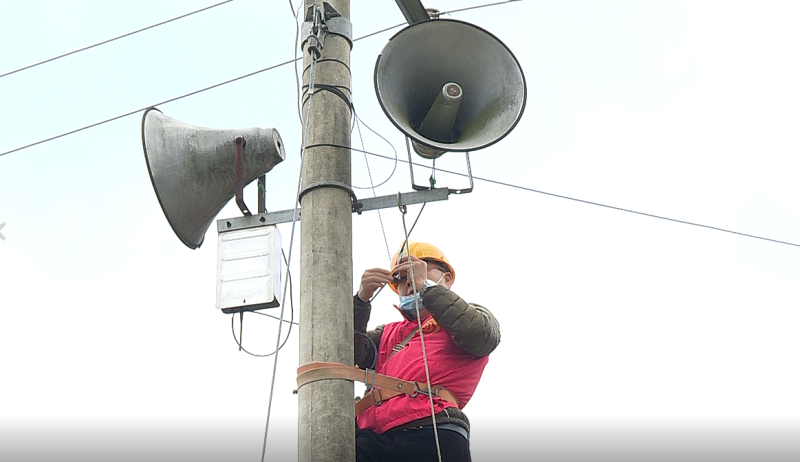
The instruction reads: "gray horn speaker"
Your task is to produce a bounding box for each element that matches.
[375,19,526,156]
[141,108,285,249]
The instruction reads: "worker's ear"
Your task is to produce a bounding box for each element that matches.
[442,272,454,289]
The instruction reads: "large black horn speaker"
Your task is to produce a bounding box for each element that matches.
[374,19,526,156]
[141,108,285,249]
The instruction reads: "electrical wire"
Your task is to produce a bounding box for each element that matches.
[0,0,234,79]
[0,0,525,158]
[354,330,378,370]
[251,309,299,326]
[260,51,319,462]
[348,147,800,249]
[289,0,303,123]
[351,112,399,191]
[230,249,297,357]
[408,202,427,237]
[398,214,443,462]
[274,140,800,248]
[0,57,298,158]
[353,112,395,262]
[440,0,523,17]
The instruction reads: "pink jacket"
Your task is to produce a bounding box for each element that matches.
[354,285,499,434]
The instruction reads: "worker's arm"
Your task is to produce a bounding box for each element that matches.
[353,268,392,369]
[423,285,501,357]
[353,294,384,369]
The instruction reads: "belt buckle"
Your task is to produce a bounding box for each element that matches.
[369,388,385,407]
[413,383,444,398]
[364,369,376,389]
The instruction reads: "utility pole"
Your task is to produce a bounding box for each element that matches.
[298,0,354,461]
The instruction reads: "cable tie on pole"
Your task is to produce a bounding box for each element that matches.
[298,181,362,213]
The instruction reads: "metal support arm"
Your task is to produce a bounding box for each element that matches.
[217,188,450,232]
[395,0,430,24]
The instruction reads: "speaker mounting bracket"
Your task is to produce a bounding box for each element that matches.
[395,0,430,25]
[218,188,450,232]
[301,2,352,57]
[406,137,474,195]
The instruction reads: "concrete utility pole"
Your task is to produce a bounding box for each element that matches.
[298,0,354,461]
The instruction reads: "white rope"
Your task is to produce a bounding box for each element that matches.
[399,210,444,462]
[260,54,318,462]
[353,117,392,262]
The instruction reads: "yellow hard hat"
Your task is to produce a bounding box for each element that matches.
[388,241,456,294]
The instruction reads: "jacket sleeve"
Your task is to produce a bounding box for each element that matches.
[353,295,384,369]
[422,285,501,357]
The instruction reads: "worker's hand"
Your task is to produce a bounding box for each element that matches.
[357,268,393,303]
[391,255,428,296]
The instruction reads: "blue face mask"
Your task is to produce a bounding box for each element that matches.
[397,292,423,320]
[396,274,445,321]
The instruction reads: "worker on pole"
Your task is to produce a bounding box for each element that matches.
[352,241,501,461]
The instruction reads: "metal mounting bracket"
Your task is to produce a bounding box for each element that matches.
[298,180,361,214]
[406,137,474,195]
[217,188,450,232]
[395,0,430,25]
[301,2,352,57]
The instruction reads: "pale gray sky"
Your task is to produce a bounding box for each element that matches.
[1,1,799,461]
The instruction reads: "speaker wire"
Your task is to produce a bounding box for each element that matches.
[355,147,800,249]
[260,50,319,462]
[289,0,303,123]
[353,114,392,263]
[230,249,297,357]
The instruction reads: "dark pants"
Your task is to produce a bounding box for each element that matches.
[356,425,471,462]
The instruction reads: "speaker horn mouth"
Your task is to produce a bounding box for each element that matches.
[141,108,286,249]
[374,19,527,154]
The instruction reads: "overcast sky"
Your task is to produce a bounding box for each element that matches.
[1,1,799,461]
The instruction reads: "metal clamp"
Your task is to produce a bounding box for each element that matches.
[364,369,377,389]
[326,16,353,48]
[298,181,362,213]
[301,4,325,58]
[301,2,352,57]
[412,383,444,399]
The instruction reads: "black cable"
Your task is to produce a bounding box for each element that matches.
[231,312,293,357]
[441,0,523,16]
[0,57,298,158]
[304,83,352,109]
[408,202,427,237]
[0,0,234,79]
[251,309,299,326]
[231,248,296,357]
[0,0,522,158]
[354,330,378,370]
[353,23,405,42]
[9,3,778,249]
[352,147,800,249]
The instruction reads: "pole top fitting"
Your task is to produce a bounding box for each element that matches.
[301,2,352,57]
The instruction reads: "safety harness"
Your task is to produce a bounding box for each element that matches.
[296,327,459,416]
[296,361,459,416]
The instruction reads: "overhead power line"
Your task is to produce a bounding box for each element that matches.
[0,0,234,79]
[0,57,296,158]
[0,1,791,250]
[348,146,800,249]
[0,0,524,158]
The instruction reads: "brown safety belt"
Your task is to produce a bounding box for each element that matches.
[296,361,459,416]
